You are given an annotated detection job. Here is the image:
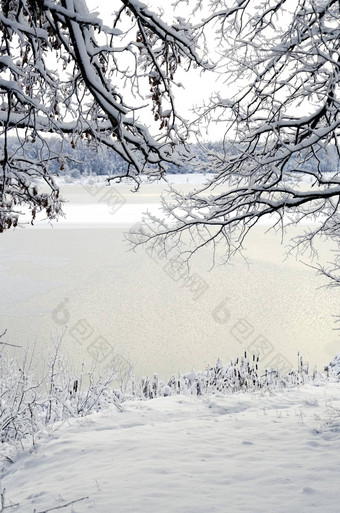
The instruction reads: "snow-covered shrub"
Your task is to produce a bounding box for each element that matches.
[132,352,323,400]
[325,353,340,379]
[0,343,123,450]
[0,337,336,457]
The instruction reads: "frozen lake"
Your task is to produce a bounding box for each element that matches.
[0,176,339,379]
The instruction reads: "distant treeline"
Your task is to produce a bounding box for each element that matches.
[4,137,340,176]
[5,137,208,176]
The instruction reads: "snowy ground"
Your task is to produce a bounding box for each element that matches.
[2,382,340,512]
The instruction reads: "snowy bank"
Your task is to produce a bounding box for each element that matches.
[1,382,340,513]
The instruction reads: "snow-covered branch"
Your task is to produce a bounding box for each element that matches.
[0,0,207,231]
[130,0,340,292]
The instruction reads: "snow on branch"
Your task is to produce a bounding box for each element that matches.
[0,0,208,231]
[130,0,340,295]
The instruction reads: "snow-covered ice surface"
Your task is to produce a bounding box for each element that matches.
[1,173,339,379]
[2,382,340,512]
[30,172,323,228]
[26,174,211,229]
[53,172,212,187]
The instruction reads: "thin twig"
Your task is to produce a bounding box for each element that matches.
[0,342,22,348]
[0,487,20,511]
[0,329,22,348]
[33,496,89,513]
